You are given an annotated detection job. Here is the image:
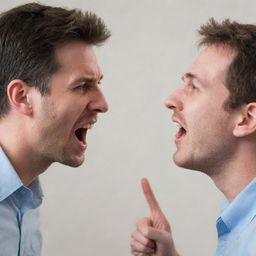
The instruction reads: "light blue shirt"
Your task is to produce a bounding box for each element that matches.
[0,147,43,256]
[216,178,256,256]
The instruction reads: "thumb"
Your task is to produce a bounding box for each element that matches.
[141,226,170,243]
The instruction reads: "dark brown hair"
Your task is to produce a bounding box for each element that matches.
[0,2,111,116]
[198,18,256,109]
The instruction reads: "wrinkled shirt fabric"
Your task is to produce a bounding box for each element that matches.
[0,147,43,256]
[216,178,256,256]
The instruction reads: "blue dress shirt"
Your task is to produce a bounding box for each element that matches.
[0,147,43,256]
[216,178,256,256]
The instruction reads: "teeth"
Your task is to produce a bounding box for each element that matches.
[174,122,182,129]
[82,124,93,129]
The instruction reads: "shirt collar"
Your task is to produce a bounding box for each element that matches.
[218,178,256,235]
[28,177,43,199]
[0,147,44,205]
[0,147,23,201]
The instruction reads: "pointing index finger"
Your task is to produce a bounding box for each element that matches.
[141,178,163,214]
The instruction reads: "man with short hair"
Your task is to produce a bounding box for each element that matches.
[0,3,110,255]
[130,18,256,256]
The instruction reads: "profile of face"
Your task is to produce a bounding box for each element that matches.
[165,45,239,174]
[29,41,108,167]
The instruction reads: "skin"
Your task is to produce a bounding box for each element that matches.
[166,44,238,175]
[130,44,256,255]
[130,178,178,256]
[0,41,108,186]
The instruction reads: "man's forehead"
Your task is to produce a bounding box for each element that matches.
[54,41,102,74]
[199,44,237,63]
[184,44,237,81]
[55,41,97,65]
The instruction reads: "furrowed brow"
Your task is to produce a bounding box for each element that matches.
[182,72,197,81]
[182,72,206,88]
[74,74,103,84]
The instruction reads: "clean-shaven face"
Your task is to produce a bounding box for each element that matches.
[29,41,108,167]
[165,44,239,174]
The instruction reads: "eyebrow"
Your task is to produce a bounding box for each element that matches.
[181,72,199,81]
[73,74,104,84]
[182,72,206,86]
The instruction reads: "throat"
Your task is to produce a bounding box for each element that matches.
[75,128,87,144]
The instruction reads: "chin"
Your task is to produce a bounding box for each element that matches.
[173,154,210,175]
[59,154,85,167]
[173,153,198,171]
[67,160,84,168]
[173,152,187,167]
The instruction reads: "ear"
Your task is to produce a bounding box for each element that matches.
[7,79,33,116]
[233,103,256,137]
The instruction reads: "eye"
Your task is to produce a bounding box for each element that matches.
[188,83,198,91]
[75,83,91,92]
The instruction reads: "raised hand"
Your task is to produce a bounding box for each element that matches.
[130,178,180,256]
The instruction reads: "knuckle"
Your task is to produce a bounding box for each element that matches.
[136,219,144,229]
[130,239,135,248]
[141,227,150,237]
[130,246,135,254]
[136,217,150,229]
[131,230,136,239]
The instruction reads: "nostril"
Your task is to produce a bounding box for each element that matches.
[164,95,183,111]
[164,98,176,109]
[88,97,109,113]
[97,102,108,113]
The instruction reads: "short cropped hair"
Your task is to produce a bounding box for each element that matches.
[0,2,111,116]
[198,18,256,110]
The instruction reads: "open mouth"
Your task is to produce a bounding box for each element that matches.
[174,123,187,141]
[74,125,93,145]
[75,128,87,144]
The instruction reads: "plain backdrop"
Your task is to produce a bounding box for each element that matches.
[1,0,256,255]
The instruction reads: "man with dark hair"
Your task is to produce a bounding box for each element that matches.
[0,3,110,255]
[130,18,256,256]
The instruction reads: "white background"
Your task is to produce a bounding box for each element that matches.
[1,0,256,255]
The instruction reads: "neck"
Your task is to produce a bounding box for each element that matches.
[0,116,51,186]
[1,143,51,186]
[210,142,256,202]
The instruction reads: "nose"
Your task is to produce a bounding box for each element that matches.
[164,89,183,111]
[88,87,109,113]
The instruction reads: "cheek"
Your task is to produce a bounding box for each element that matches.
[186,105,219,138]
[39,107,76,136]
[186,104,206,127]
[40,95,89,132]
[54,102,84,122]
[192,110,231,140]
[51,113,78,136]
